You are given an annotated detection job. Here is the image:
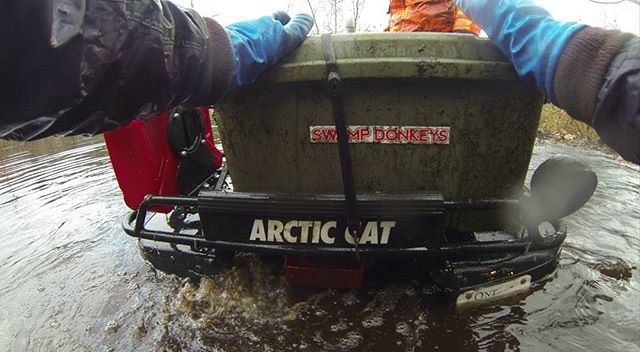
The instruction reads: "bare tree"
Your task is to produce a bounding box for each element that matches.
[304,0,322,34]
[328,0,345,33]
[600,12,620,29]
[300,0,368,33]
[351,0,366,31]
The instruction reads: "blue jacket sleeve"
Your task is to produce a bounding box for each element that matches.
[225,14,314,93]
[453,0,639,165]
[452,0,585,103]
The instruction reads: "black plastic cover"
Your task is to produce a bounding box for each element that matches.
[198,191,445,251]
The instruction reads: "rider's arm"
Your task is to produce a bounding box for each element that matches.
[453,0,639,164]
[0,1,311,141]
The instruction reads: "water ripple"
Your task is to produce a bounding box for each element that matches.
[0,138,638,351]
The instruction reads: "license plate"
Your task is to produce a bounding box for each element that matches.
[456,274,531,307]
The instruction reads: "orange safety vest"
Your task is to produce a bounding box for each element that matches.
[386,0,481,35]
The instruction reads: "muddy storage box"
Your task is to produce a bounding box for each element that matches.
[215,33,543,231]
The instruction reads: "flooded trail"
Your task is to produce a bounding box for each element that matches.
[0,137,638,351]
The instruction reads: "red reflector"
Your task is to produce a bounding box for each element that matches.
[284,256,364,290]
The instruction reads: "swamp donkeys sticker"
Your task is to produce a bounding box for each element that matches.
[309,125,450,144]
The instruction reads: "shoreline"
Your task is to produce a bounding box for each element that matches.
[534,130,639,169]
[535,128,614,154]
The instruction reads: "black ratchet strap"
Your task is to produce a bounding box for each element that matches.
[321,34,362,252]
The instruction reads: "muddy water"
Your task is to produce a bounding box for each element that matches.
[0,137,638,351]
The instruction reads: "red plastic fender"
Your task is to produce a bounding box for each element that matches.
[104,107,223,212]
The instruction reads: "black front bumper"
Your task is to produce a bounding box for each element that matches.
[123,190,563,258]
[123,190,566,291]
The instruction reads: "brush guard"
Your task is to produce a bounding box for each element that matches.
[122,175,566,293]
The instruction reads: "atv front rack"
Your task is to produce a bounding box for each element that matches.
[123,191,565,259]
[123,189,566,292]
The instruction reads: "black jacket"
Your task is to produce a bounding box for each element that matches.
[554,28,639,165]
[0,0,232,140]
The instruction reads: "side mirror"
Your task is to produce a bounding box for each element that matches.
[525,156,598,222]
